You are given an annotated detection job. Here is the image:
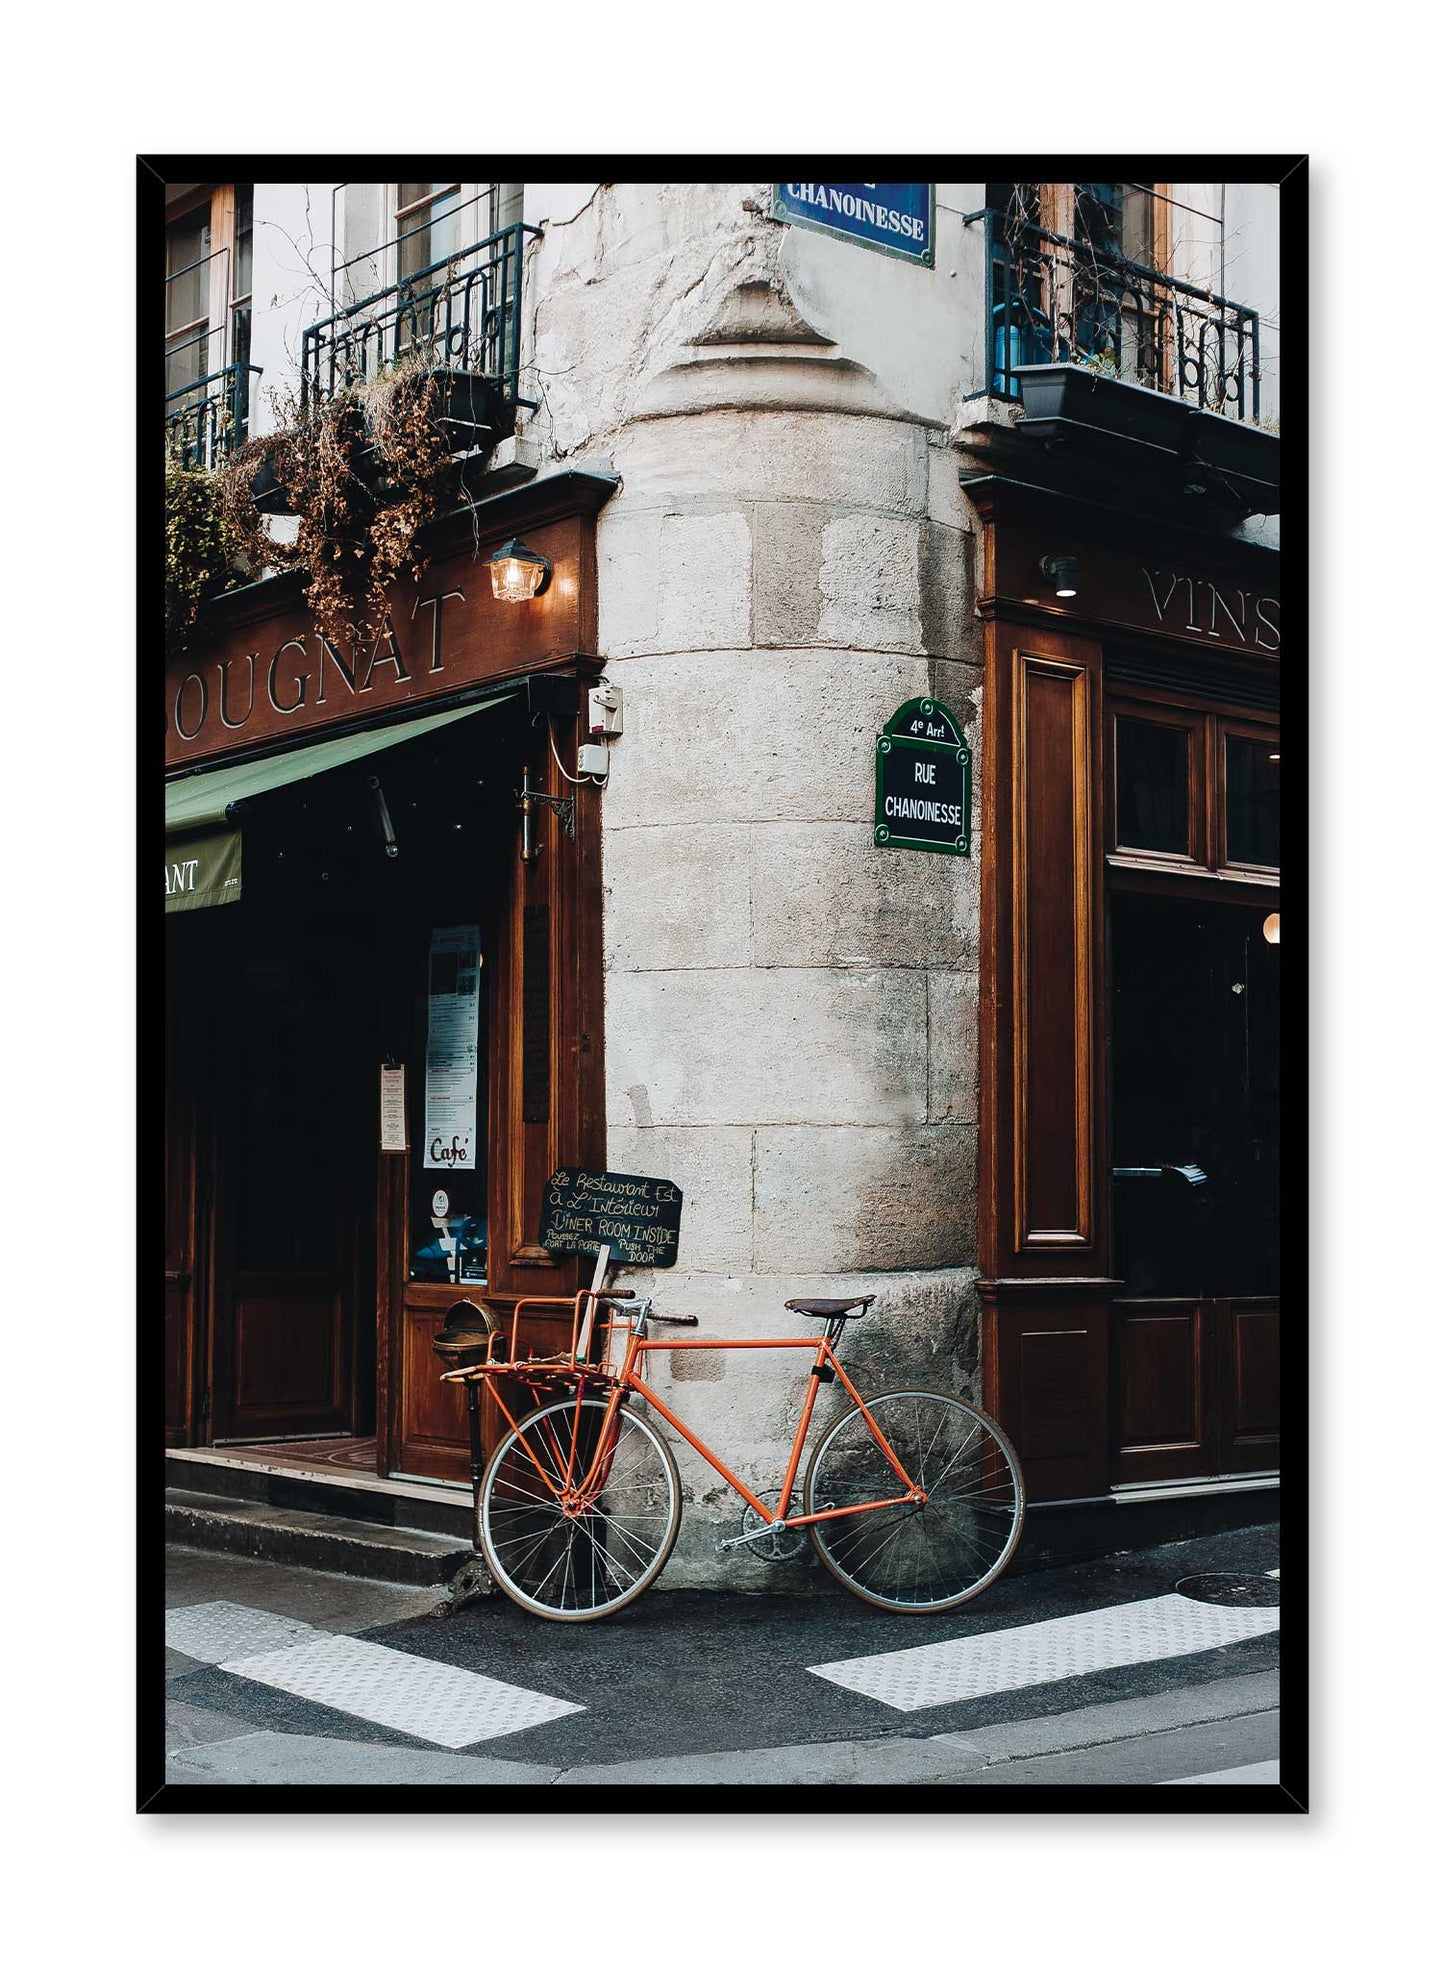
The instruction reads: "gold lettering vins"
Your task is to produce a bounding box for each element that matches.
[1142,568,1280,652]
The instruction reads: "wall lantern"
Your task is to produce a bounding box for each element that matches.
[488,537,553,603]
[1040,554,1078,598]
[1263,912,1280,946]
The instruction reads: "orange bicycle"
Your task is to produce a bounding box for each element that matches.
[438,1288,1025,1623]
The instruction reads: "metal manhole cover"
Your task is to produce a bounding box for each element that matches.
[1174,1572,1280,1609]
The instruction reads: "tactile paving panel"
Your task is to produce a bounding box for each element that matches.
[808,1592,1280,1712]
[166,1601,321,1664]
[221,1634,584,1748]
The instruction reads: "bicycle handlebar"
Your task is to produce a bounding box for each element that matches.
[647,1314,699,1327]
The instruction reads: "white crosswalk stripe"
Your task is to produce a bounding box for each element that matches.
[808,1591,1279,1712]
[221,1632,584,1748]
[1164,1760,1280,1785]
[166,1600,321,1663]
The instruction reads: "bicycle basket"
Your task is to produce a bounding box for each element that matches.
[430,1299,505,1368]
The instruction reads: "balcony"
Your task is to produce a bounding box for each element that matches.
[980,207,1277,512]
[165,360,262,471]
[986,208,1263,417]
[300,217,539,444]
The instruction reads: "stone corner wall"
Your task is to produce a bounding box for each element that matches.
[524,184,984,1581]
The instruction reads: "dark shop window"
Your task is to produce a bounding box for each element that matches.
[1116,717,1191,856]
[1225,736,1280,868]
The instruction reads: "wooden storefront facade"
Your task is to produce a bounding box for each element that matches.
[163,456,1279,1515]
[163,471,616,1483]
[969,476,1281,1502]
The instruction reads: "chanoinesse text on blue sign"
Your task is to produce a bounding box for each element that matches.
[774,183,934,265]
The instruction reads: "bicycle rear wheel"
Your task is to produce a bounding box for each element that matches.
[803,1391,1024,1612]
[479,1396,681,1621]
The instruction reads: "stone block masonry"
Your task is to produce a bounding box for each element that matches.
[522,183,985,1579]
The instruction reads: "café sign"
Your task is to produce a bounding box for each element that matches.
[875,698,971,856]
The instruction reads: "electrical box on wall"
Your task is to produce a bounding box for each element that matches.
[577,743,610,776]
[587,682,624,737]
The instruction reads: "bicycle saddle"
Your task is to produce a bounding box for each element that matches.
[785,1296,875,1319]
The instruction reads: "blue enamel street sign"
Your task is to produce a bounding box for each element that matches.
[774,183,934,266]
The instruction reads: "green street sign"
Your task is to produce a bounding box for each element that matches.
[874,698,971,856]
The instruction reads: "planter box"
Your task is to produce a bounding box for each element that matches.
[1184,409,1280,497]
[1012,363,1279,512]
[240,368,503,516]
[428,367,501,451]
[355,371,502,485]
[1013,362,1186,454]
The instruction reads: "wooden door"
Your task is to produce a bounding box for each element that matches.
[209,924,371,1440]
[1107,893,1279,1482]
[387,714,606,1481]
[164,939,200,1444]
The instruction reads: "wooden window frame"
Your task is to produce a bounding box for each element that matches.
[1215,717,1282,882]
[392,182,494,274]
[1106,689,1278,890]
[1036,183,1176,391]
[165,184,252,384]
[1107,699,1207,873]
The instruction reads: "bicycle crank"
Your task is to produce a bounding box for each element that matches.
[722,1490,808,1563]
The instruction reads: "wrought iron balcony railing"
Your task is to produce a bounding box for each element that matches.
[301,219,540,422]
[165,361,262,471]
[984,210,1262,421]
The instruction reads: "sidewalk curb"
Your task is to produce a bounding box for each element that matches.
[164,1667,1279,1789]
[549,1668,1281,1786]
[547,1669,1283,1795]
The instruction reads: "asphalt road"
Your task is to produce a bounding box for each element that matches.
[159,1519,1283,1793]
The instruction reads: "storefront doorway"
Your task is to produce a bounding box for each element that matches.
[165,701,525,1458]
[964,473,1281,1503]
[207,901,377,1440]
[1107,891,1280,1484]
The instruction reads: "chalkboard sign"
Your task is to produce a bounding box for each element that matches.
[540,1167,684,1268]
[874,697,971,856]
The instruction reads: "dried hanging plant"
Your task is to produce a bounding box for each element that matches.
[354,362,452,631]
[216,356,457,652]
[166,460,244,654]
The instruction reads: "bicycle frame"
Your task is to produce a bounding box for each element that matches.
[458,1313,925,1536]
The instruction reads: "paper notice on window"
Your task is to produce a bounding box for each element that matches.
[379,1064,408,1153]
[423,925,481,1171]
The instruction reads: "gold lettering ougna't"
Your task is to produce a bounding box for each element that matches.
[413,588,464,674]
[218,652,256,729]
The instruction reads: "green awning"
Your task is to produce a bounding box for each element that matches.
[164,695,515,834]
[165,826,243,913]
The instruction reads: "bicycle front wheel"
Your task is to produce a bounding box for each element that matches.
[803,1391,1024,1612]
[479,1397,681,1621]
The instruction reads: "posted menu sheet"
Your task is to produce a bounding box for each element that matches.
[423,924,481,1170]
